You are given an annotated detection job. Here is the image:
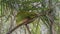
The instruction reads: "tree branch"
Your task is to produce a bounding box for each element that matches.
[25,24,31,34]
[6,17,37,34]
[6,12,44,34]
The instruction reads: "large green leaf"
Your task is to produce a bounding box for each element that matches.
[16,11,37,24]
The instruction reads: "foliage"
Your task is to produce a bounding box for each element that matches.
[0,0,60,34]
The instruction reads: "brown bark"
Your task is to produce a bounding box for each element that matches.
[6,17,37,34]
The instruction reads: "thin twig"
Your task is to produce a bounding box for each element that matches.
[25,24,31,34]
